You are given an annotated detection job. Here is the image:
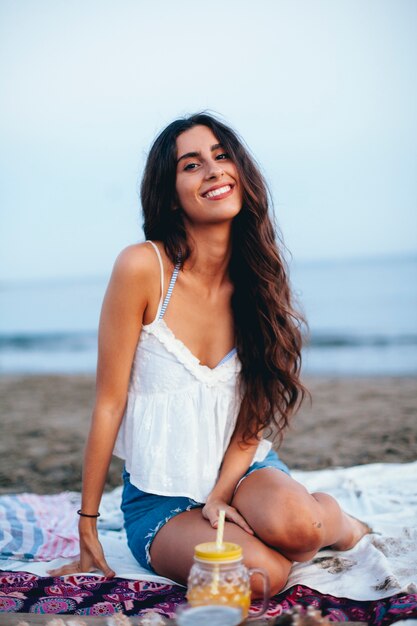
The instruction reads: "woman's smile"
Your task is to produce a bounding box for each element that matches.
[201,183,235,200]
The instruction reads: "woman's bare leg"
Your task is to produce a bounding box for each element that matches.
[148,469,369,596]
[232,468,371,562]
[149,508,292,597]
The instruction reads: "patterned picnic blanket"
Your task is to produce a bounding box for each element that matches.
[1,459,417,626]
[1,571,417,623]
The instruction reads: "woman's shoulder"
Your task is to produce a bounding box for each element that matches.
[111,241,164,288]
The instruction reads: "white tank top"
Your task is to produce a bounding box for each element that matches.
[113,241,271,503]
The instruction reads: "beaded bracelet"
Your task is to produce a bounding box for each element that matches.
[77,509,101,518]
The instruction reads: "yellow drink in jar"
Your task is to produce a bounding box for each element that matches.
[187,582,251,618]
[187,542,269,622]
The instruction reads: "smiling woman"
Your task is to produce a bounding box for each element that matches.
[49,112,371,598]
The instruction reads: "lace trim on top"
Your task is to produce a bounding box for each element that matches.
[140,319,240,385]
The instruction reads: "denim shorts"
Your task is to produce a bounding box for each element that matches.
[121,449,290,572]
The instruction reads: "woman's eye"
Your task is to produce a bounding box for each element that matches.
[184,162,199,171]
[216,153,229,160]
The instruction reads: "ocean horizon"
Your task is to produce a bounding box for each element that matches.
[1,255,416,376]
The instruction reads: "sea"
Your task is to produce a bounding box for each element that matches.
[1,256,416,376]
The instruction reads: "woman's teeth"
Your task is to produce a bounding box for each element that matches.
[204,185,231,198]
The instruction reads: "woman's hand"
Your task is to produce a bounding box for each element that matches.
[47,531,115,578]
[202,498,254,535]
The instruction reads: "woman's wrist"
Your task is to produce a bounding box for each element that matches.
[78,515,99,537]
[205,487,233,506]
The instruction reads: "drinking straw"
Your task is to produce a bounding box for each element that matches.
[216,509,225,550]
[211,509,226,596]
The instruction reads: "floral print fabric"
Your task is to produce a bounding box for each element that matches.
[1,571,416,624]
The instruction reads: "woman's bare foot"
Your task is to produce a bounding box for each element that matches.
[328,513,372,551]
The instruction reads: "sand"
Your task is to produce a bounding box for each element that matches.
[0,375,416,495]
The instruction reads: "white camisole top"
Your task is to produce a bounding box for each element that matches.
[113,241,271,503]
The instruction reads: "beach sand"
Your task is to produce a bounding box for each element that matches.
[0,375,416,495]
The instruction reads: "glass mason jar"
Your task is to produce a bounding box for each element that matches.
[186,542,270,622]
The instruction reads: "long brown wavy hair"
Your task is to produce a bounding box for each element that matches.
[141,112,307,445]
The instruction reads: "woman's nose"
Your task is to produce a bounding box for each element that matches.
[205,163,225,179]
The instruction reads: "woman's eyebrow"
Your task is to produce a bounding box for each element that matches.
[177,143,223,165]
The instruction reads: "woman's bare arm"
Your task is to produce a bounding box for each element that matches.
[202,427,261,534]
[80,245,154,513]
[49,243,158,576]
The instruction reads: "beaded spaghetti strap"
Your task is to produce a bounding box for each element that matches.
[146,240,165,321]
[159,260,181,319]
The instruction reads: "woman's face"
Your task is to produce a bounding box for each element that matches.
[175,125,242,226]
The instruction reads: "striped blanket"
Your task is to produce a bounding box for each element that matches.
[0,492,80,561]
[0,487,124,562]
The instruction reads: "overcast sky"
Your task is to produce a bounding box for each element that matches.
[1,0,416,282]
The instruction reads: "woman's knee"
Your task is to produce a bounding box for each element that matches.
[284,515,324,559]
[260,495,325,557]
[233,471,326,559]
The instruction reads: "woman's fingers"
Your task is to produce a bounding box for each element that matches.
[47,548,115,579]
[80,545,115,579]
[224,506,254,535]
[47,560,81,576]
[91,556,115,578]
[203,503,225,529]
[205,504,254,536]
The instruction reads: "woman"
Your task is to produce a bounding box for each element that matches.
[50,113,369,596]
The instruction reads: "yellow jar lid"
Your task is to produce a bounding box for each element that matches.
[194,542,243,562]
